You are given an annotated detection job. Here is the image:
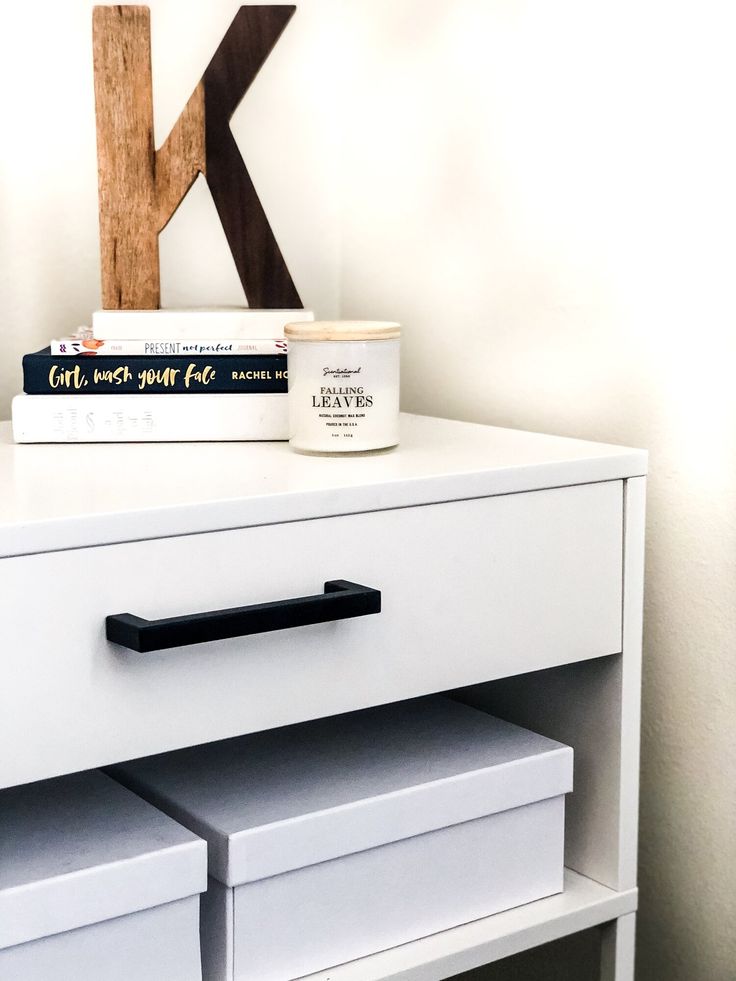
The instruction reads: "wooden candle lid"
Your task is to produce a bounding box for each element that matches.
[284,321,401,342]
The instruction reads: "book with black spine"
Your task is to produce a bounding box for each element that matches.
[22,349,288,395]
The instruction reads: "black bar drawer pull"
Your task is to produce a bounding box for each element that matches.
[106,580,381,653]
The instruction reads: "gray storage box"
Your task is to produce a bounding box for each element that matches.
[113,696,573,981]
[0,770,207,981]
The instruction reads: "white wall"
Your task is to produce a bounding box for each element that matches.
[339,3,736,979]
[2,2,734,979]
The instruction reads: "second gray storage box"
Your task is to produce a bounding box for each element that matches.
[113,696,573,980]
[0,770,207,981]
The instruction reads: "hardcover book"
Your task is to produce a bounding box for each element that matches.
[51,337,288,356]
[11,393,288,443]
[91,308,313,341]
[23,349,288,395]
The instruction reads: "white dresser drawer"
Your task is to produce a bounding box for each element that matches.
[0,480,623,788]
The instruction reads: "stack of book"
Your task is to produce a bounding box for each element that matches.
[12,309,313,442]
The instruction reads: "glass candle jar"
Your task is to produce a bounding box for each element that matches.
[284,321,400,453]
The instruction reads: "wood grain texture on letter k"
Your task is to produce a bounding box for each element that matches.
[93,5,303,311]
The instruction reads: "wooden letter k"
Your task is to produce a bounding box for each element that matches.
[93,5,302,310]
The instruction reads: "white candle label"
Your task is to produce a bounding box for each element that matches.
[288,341,399,452]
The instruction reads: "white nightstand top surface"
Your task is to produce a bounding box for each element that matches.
[0,414,646,557]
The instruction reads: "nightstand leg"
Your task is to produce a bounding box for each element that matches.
[600,913,636,981]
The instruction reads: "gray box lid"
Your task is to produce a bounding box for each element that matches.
[0,770,207,950]
[112,697,572,888]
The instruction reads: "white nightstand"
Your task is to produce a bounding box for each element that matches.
[0,413,646,981]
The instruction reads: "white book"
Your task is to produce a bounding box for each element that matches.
[92,308,313,341]
[12,393,288,443]
[51,337,288,356]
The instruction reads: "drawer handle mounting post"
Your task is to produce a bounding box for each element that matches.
[106,580,381,653]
